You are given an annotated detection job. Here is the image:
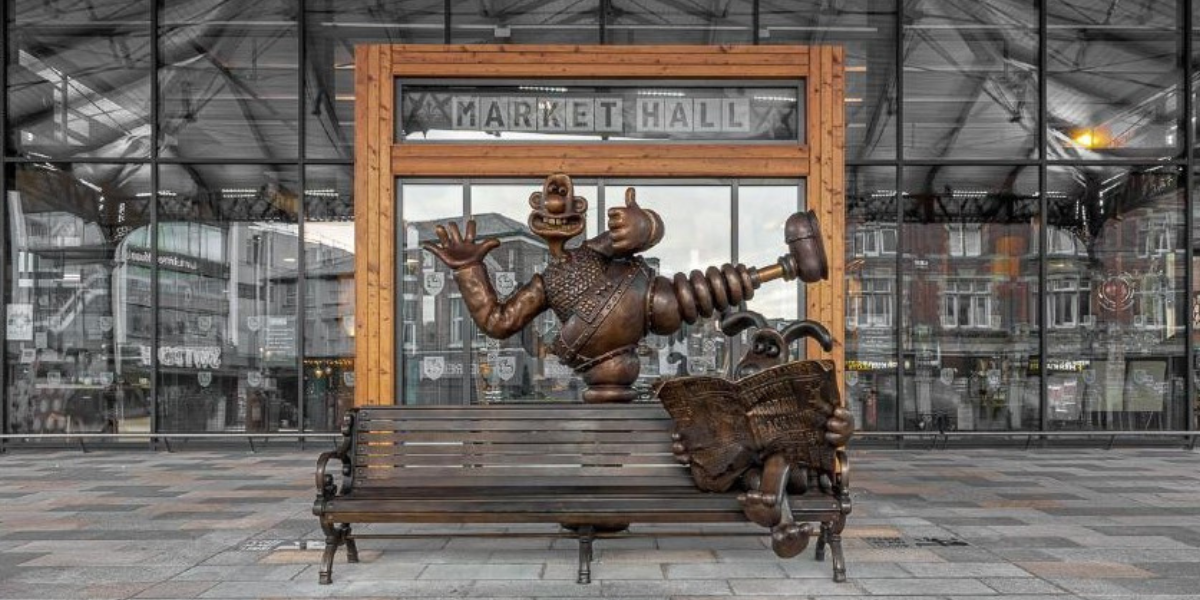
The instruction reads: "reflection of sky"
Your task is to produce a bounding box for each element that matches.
[305,222,354,252]
[622,185,730,274]
[740,186,801,321]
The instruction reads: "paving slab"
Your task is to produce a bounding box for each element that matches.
[0,447,1197,599]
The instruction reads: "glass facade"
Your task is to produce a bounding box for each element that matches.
[3,0,1199,436]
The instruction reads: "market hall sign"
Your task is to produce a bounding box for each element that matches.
[398,82,802,142]
[450,96,749,133]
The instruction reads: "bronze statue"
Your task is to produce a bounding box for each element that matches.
[659,311,854,559]
[423,173,829,403]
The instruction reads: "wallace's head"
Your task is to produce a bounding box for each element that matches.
[529,173,587,247]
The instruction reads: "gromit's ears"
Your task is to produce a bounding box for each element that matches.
[781,320,834,352]
[720,310,769,336]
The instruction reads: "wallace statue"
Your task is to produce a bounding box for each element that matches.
[422,173,829,403]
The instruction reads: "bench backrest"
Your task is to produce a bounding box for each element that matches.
[348,404,696,491]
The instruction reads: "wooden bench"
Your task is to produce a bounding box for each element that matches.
[313,403,851,584]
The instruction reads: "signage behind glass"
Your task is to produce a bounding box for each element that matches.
[397,81,804,143]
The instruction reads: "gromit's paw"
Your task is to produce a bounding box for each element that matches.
[738,455,789,528]
[770,522,812,558]
[825,406,855,447]
[737,489,783,528]
[669,431,690,465]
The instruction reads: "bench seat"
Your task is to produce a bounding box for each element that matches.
[313,403,850,584]
[324,488,842,523]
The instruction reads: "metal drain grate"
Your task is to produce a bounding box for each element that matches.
[913,536,969,547]
[863,536,909,548]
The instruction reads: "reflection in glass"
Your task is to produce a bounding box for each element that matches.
[606,0,752,44]
[1047,0,1180,159]
[6,0,152,159]
[469,183,597,403]
[452,0,599,44]
[305,0,445,159]
[156,165,300,431]
[902,166,1040,431]
[399,184,465,405]
[760,0,897,160]
[1046,165,1185,430]
[304,166,355,431]
[159,0,299,159]
[1195,170,1200,431]
[845,167,898,431]
[903,0,1038,159]
[738,185,801,323]
[6,163,152,434]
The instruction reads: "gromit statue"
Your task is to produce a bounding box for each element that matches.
[661,311,855,558]
[423,173,829,403]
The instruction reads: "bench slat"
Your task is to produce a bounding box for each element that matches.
[355,419,672,432]
[354,453,678,467]
[349,442,674,455]
[326,496,839,514]
[351,474,698,488]
[354,465,689,477]
[355,430,674,443]
[358,406,671,420]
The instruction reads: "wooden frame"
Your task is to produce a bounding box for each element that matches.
[354,44,845,407]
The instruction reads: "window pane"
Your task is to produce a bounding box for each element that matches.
[451,0,598,44]
[6,0,152,159]
[903,0,1038,159]
[739,184,801,322]
[1047,165,1185,431]
[156,164,300,432]
[159,1,299,159]
[5,163,152,434]
[1046,164,1185,429]
[1194,169,1200,431]
[606,0,751,45]
[306,0,445,159]
[1047,0,1181,160]
[846,166,898,431]
[902,165,1040,431]
[399,183,465,405]
[304,166,355,431]
[761,0,897,160]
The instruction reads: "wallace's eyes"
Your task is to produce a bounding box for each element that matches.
[766,346,780,358]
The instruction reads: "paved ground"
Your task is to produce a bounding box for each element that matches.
[0,445,1198,600]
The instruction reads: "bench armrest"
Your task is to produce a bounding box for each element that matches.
[315,412,356,501]
[315,451,348,499]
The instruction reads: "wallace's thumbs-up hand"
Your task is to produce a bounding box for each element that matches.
[607,187,658,254]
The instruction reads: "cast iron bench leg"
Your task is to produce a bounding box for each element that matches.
[814,521,830,561]
[343,525,359,563]
[577,526,595,584]
[319,522,341,585]
[829,515,847,582]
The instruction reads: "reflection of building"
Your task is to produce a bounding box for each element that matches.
[847,168,1186,433]
[6,206,151,434]
[5,167,356,434]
